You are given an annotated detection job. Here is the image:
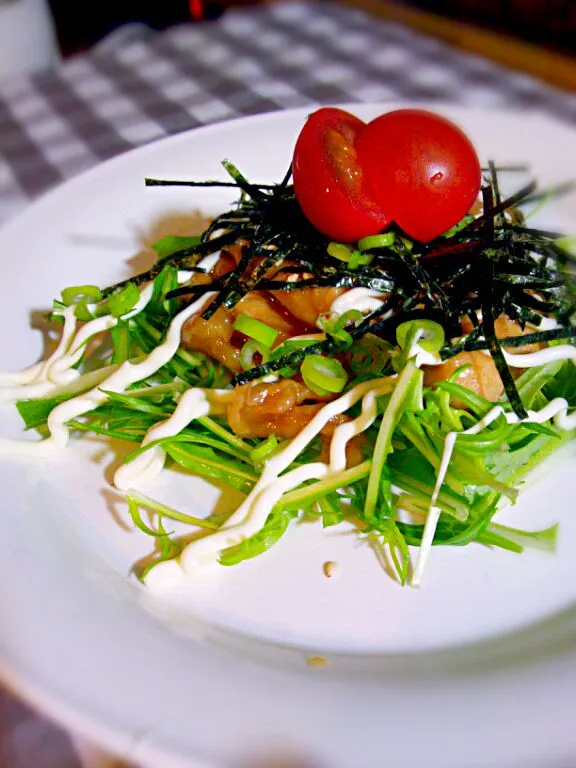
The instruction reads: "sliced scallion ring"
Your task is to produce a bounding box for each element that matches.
[240,339,271,371]
[357,232,396,251]
[321,309,363,347]
[61,284,103,306]
[74,298,97,321]
[348,249,372,269]
[327,242,355,261]
[333,309,363,332]
[301,355,348,395]
[271,337,318,378]
[234,314,279,348]
[108,283,140,318]
[396,319,445,354]
[327,242,371,269]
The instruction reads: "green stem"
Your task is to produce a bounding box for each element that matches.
[45,364,119,399]
[197,415,252,455]
[126,489,219,530]
[134,316,205,368]
[364,359,420,521]
[279,460,371,511]
[126,382,186,398]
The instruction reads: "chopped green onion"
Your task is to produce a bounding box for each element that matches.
[348,250,362,270]
[234,313,279,348]
[61,284,103,306]
[443,215,474,238]
[108,283,140,318]
[301,355,348,395]
[270,337,319,378]
[357,232,396,251]
[327,242,371,268]
[327,242,355,261]
[334,309,363,332]
[396,319,445,354]
[319,309,363,348]
[398,236,414,253]
[240,339,271,371]
[348,249,371,269]
[74,298,96,321]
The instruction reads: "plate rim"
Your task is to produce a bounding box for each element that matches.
[1,102,575,768]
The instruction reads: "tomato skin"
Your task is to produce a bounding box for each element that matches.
[356,109,481,242]
[292,107,390,243]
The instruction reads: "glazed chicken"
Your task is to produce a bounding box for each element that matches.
[182,250,341,376]
[228,379,364,465]
[181,246,537,446]
[423,315,540,403]
[182,291,296,374]
[270,268,345,326]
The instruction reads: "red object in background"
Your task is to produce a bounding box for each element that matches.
[49,0,219,56]
[189,0,205,19]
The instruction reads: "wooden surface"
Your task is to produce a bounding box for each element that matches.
[337,0,576,92]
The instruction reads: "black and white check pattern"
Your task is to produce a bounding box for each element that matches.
[0,0,575,225]
[0,3,575,766]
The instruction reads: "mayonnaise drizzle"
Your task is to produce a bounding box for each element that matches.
[0,291,215,458]
[503,344,576,368]
[147,339,576,588]
[329,383,393,472]
[115,389,211,491]
[330,288,387,316]
[0,306,78,400]
[412,343,576,586]
[0,284,155,403]
[114,387,233,491]
[2,260,574,590]
[145,376,396,586]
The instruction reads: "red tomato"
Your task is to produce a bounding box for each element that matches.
[356,109,481,242]
[292,107,390,243]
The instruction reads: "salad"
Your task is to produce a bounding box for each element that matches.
[0,107,575,589]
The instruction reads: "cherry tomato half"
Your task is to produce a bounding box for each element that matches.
[356,109,481,242]
[292,107,390,243]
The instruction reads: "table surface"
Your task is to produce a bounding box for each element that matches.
[0,1,574,765]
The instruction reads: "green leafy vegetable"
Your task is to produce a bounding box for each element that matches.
[151,235,202,260]
[8,159,574,587]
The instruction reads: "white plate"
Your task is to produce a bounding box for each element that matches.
[0,105,575,768]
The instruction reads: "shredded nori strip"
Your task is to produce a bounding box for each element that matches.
[443,327,576,359]
[481,261,528,418]
[100,230,241,298]
[131,160,574,416]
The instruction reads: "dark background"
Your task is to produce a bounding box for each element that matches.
[47,0,257,55]
[410,0,575,53]
[47,0,575,57]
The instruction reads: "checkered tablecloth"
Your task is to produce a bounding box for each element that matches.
[0,2,575,766]
[1,0,575,226]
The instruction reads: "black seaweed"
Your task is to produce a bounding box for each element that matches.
[142,163,575,416]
